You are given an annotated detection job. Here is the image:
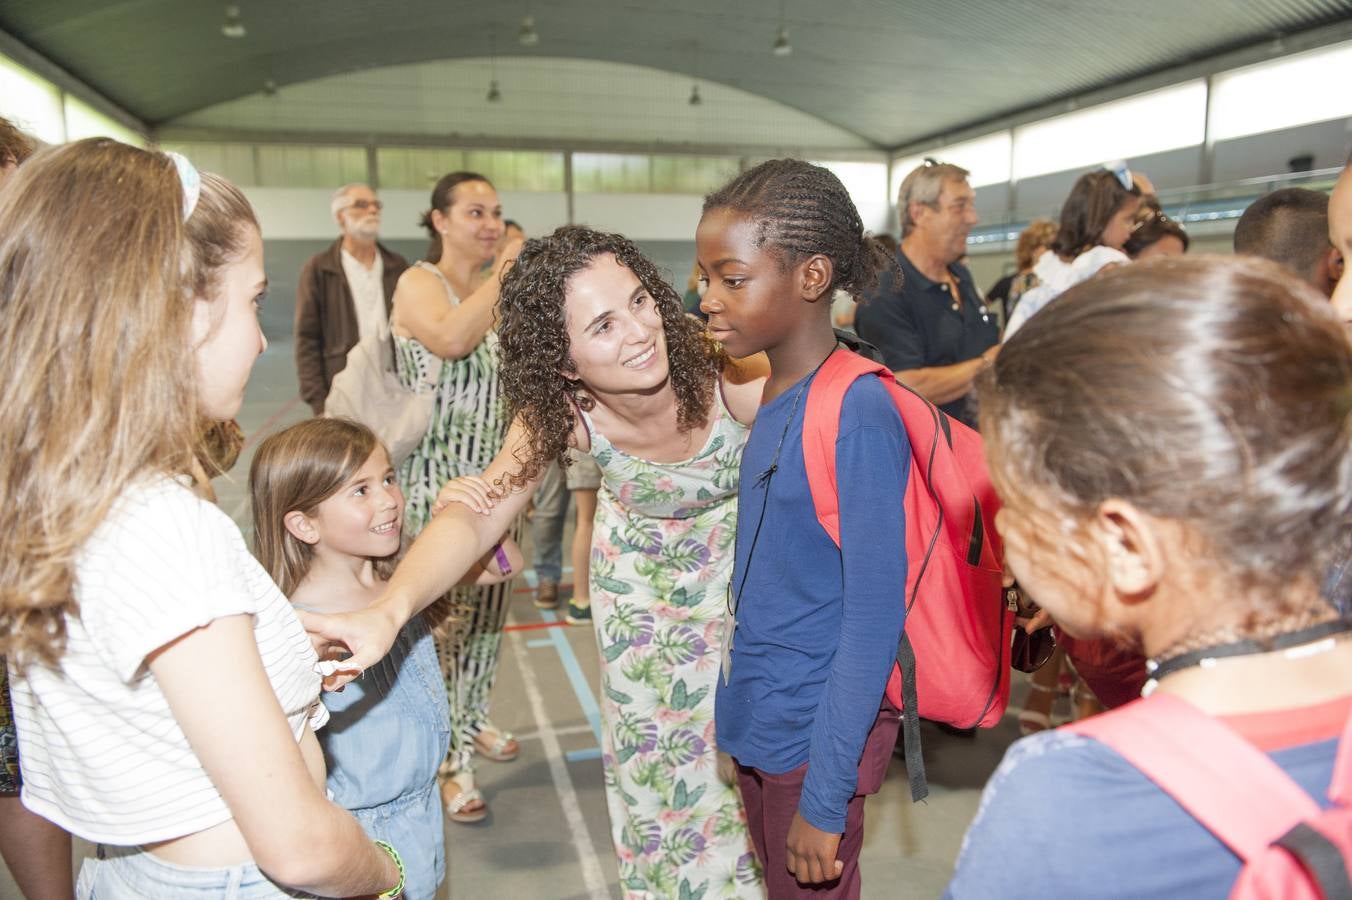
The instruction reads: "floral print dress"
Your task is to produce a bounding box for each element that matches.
[582,386,764,900]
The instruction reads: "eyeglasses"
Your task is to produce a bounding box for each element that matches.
[1103,160,1134,192]
[346,199,383,212]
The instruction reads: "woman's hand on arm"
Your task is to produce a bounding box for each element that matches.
[148,615,400,898]
[301,415,543,686]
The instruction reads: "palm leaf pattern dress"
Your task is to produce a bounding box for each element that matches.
[582,386,764,900]
[395,260,516,778]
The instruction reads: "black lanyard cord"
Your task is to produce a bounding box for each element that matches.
[727,345,837,618]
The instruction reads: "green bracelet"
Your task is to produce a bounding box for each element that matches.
[374,839,405,899]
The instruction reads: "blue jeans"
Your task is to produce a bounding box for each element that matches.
[78,845,306,899]
[531,461,567,583]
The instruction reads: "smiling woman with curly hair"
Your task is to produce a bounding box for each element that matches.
[494,226,725,489]
[302,224,769,897]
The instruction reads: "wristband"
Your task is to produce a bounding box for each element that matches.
[492,541,513,576]
[374,839,405,899]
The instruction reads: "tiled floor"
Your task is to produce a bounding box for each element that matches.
[1,342,1027,899]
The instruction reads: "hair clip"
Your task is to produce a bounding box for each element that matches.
[1103,159,1134,192]
[165,151,201,221]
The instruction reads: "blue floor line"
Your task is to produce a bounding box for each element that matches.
[521,564,574,590]
[525,638,554,649]
[565,747,603,763]
[539,608,604,747]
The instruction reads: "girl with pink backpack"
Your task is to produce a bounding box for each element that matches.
[947,255,1352,898]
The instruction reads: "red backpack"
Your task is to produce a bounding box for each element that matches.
[1066,692,1352,899]
[802,348,1013,802]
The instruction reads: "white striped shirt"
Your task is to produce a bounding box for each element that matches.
[8,477,328,844]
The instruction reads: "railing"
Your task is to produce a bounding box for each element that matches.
[967,166,1343,252]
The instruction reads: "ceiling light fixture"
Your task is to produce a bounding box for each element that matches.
[688,84,702,107]
[487,33,502,102]
[773,0,791,56]
[518,15,539,47]
[263,79,277,96]
[221,4,246,39]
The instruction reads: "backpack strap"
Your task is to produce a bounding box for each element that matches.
[803,347,932,801]
[1331,690,1352,806]
[1065,693,1324,861]
[1273,823,1352,897]
[802,348,887,545]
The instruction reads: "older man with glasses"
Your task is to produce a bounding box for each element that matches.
[294,183,409,414]
[856,160,998,430]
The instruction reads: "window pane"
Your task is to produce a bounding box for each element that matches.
[1211,41,1352,142]
[1013,81,1206,181]
[63,95,145,146]
[156,141,258,185]
[377,147,562,191]
[0,52,64,144]
[255,144,367,188]
[574,153,650,193]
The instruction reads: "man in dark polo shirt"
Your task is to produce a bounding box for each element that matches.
[857,161,999,428]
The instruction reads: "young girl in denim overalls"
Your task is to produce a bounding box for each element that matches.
[249,418,519,900]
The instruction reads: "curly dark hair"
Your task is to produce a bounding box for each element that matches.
[702,158,891,299]
[1123,200,1189,259]
[0,116,35,168]
[495,225,724,492]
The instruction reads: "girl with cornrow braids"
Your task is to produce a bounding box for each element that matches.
[698,158,903,899]
[301,226,769,899]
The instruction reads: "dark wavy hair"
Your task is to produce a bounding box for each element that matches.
[495,226,723,492]
[1123,201,1189,258]
[1052,170,1142,259]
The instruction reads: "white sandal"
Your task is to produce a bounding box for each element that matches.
[472,724,519,762]
[441,770,487,824]
[1018,681,1058,735]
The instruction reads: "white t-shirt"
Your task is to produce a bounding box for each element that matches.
[1003,246,1129,339]
[341,247,387,342]
[8,477,328,845]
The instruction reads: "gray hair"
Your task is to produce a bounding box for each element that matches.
[897,162,970,238]
[330,183,371,220]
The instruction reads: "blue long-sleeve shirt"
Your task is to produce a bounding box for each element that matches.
[715,369,909,833]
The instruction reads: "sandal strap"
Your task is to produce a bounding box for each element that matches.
[445,786,485,815]
[444,770,484,815]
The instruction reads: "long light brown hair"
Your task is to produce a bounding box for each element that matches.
[249,418,397,597]
[0,138,259,668]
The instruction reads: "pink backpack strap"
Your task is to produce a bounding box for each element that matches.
[802,348,891,547]
[1065,693,1323,861]
[1331,695,1352,807]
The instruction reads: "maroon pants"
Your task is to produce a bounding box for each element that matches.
[735,706,900,899]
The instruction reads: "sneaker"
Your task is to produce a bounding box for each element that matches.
[534,580,559,609]
[565,600,592,625]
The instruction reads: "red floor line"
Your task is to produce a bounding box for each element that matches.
[513,582,574,595]
[502,620,571,633]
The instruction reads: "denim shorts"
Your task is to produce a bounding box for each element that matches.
[77,845,310,899]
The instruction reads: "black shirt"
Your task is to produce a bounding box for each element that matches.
[855,247,999,428]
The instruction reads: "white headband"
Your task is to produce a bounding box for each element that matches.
[165,151,201,221]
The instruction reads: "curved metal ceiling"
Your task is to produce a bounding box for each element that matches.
[3,0,1352,149]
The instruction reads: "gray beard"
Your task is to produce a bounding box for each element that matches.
[345,223,380,242]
